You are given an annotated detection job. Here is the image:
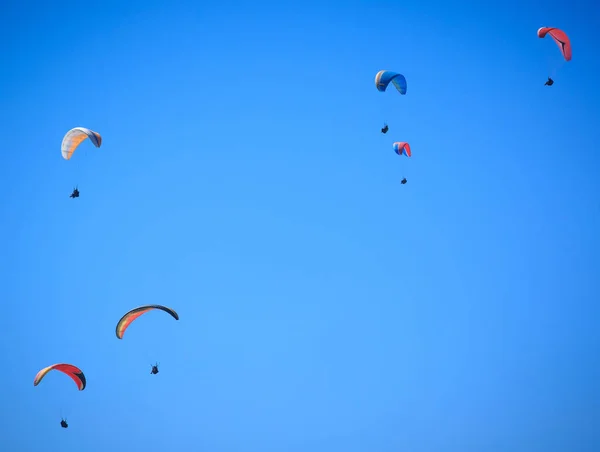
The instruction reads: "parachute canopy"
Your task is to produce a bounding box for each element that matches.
[393,142,412,157]
[116,305,179,339]
[375,71,407,94]
[61,127,102,160]
[538,27,572,61]
[34,363,86,391]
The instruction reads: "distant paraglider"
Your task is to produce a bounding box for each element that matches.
[375,71,407,134]
[538,27,571,85]
[62,127,102,199]
[34,363,86,428]
[116,304,179,375]
[116,305,179,375]
[392,143,412,184]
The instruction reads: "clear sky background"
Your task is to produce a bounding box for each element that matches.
[1,0,599,451]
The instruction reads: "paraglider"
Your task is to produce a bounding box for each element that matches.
[375,71,407,135]
[375,71,407,94]
[34,364,85,429]
[116,306,178,375]
[538,27,571,85]
[34,363,87,391]
[61,127,102,160]
[115,305,179,339]
[392,144,411,183]
[61,127,101,199]
[393,142,412,158]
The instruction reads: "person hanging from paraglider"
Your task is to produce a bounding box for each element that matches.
[60,418,68,428]
[381,123,389,134]
[401,178,407,185]
[69,186,79,198]
[150,363,159,375]
[545,77,554,86]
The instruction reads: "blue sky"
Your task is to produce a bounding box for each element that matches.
[1,0,599,450]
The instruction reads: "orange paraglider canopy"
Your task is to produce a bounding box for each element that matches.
[33,363,86,391]
[115,305,179,339]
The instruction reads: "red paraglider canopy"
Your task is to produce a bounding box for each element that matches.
[538,27,572,61]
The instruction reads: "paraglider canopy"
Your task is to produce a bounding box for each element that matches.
[61,127,102,160]
[538,27,572,61]
[116,305,179,339]
[375,71,407,94]
[393,142,412,157]
[33,363,86,391]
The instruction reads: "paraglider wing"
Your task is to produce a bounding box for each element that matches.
[537,27,572,61]
[375,70,407,94]
[33,364,86,390]
[116,305,179,339]
[393,141,412,157]
[61,127,102,160]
